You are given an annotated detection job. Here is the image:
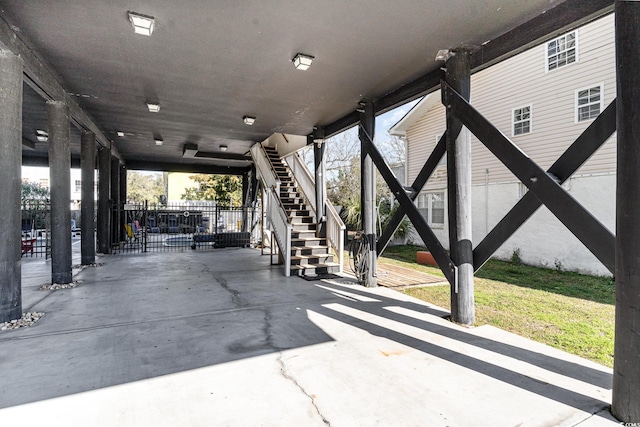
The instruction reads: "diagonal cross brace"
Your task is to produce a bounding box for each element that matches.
[443,82,615,273]
[360,128,456,284]
[473,100,617,271]
[376,134,447,255]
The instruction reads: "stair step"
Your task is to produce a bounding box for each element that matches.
[291,237,327,247]
[289,210,310,217]
[291,216,315,224]
[291,230,316,239]
[292,223,317,231]
[291,262,341,277]
[290,254,334,265]
[290,245,331,256]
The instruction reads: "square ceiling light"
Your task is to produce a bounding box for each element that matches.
[243,116,256,125]
[220,145,228,152]
[36,129,48,142]
[155,138,163,146]
[292,53,314,70]
[128,11,155,36]
[146,103,160,113]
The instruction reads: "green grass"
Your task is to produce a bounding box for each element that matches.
[379,244,615,367]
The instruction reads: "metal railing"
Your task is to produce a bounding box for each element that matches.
[284,152,345,273]
[251,143,292,276]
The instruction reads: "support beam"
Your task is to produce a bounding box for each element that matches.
[0,52,23,323]
[241,171,249,232]
[119,164,127,242]
[110,157,121,247]
[473,101,617,271]
[124,160,250,176]
[445,82,615,273]
[377,134,447,254]
[97,146,111,254]
[364,128,456,285]
[80,131,96,265]
[0,14,122,161]
[313,130,327,234]
[47,101,72,284]
[612,0,640,421]
[359,102,377,288]
[444,50,475,326]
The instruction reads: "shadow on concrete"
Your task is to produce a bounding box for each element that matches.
[0,249,612,423]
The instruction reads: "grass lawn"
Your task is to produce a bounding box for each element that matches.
[379,244,615,368]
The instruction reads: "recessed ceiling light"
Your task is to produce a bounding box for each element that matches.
[292,53,314,70]
[220,145,228,152]
[117,131,125,137]
[155,138,163,146]
[147,103,160,113]
[243,116,256,125]
[128,11,155,36]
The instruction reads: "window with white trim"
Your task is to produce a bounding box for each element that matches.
[417,191,445,226]
[575,84,603,122]
[546,31,577,71]
[512,105,531,136]
[75,180,82,192]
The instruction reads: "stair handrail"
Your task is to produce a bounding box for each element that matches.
[284,152,345,273]
[265,185,292,276]
[251,144,292,276]
[251,144,281,195]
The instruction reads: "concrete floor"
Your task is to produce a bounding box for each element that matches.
[0,246,618,426]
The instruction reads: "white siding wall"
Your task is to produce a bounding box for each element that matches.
[404,14,617,276]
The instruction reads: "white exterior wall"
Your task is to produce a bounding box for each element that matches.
[402,14,617,276]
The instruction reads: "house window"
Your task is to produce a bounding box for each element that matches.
[417,191,445,226]
[546,31,577,71]
[575,84,603,122]
[39,178,49,189]
[512,105,531,136]
[75,180,81,192]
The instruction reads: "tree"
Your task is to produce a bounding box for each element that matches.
[21,181,49,201]
[127,171,165,204]
[181,174,242,207]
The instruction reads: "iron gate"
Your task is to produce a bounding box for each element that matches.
[20,200,51,259]
[113,202,261,254]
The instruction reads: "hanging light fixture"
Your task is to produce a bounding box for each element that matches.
[128,11,155,36]
[292,53,314,70]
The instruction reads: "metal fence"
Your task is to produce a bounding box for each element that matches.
[113,202,262,254]
[21,200,51,259]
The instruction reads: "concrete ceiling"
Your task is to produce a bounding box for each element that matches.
[0,0,611,171]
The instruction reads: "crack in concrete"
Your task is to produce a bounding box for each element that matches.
[570,406,614,426]
[202,264,248,307]
[263,308,331,426]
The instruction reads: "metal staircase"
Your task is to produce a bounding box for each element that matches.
[262,146,341,277]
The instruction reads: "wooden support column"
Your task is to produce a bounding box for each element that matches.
[119,164,127,241]
[97,146,111,254]
[47,101,72,284]
[313,129,327,237]
[242,171,249,232]
[0,52,23,323]
[80,131,96,265]
[613,0,640,421]
[110,158,120,246]
[359,101,377,288]
[445,49,475,326]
